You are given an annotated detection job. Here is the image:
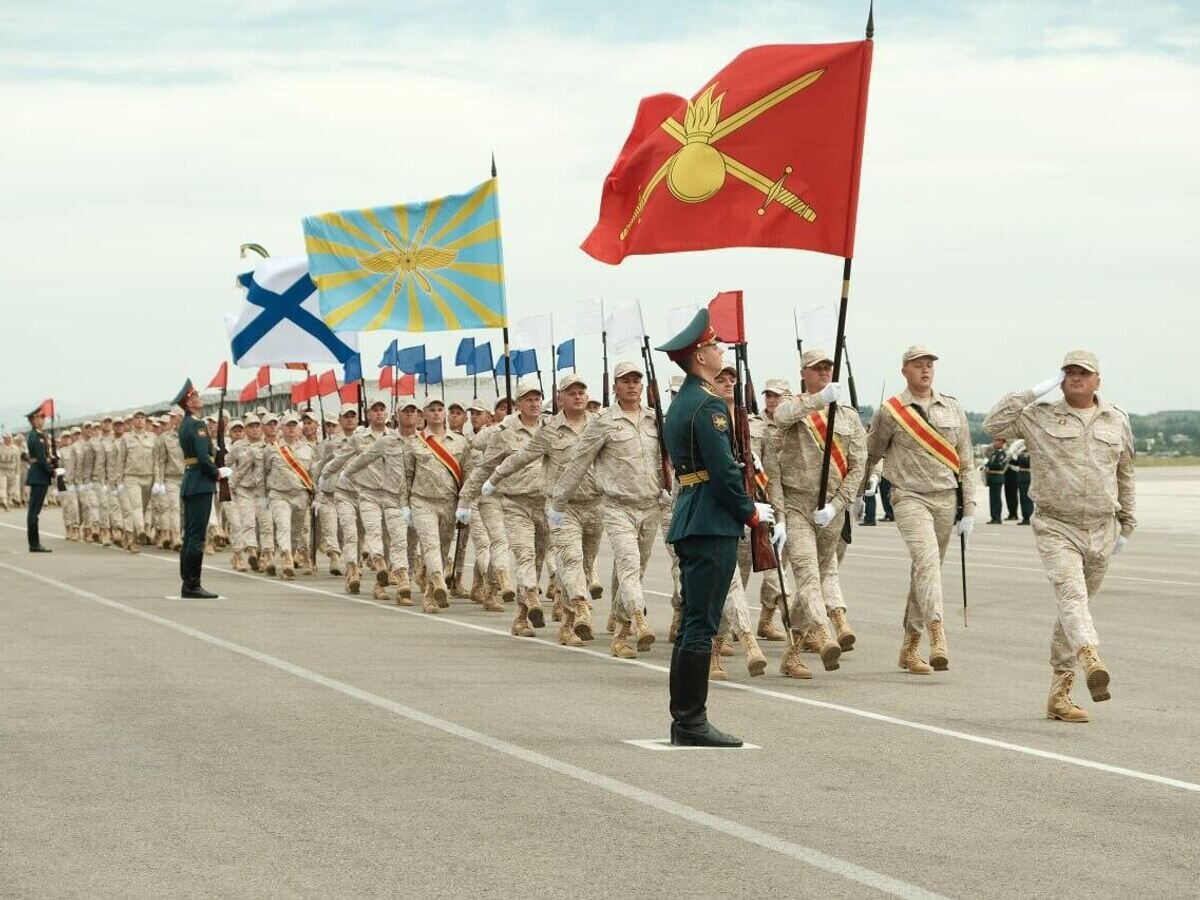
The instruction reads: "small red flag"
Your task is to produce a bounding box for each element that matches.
[207,361,229,391]
[39,398,55,419]
[239,380,258,403]
[708,291,744,344]
[395,373,416,397]
[379,367,394,390]
[317,370,338,397]
[581,41,873,264]
[290,380,310,406]
[339,381,360,404]
[256,365,271,389]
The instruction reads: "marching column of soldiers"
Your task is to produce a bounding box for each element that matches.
[15,345,1135,724]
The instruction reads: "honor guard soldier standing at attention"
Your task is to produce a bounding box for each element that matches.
[23,404,60,552]
[984,439,1009,524]
[865,346,976,677]
[657,310,776,748]
[984,351,1135,723]
[173,380,230,598]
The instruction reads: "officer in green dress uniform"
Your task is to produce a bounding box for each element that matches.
[984,439,1008,524]
[657,310,777,748]
[172,379,230,598]
[24,406,58,552]
[1013,443,1033,524]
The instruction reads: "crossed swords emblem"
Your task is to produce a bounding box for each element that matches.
[621,68,824,240]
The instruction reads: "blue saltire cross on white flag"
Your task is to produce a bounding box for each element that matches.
[226,256,359,368]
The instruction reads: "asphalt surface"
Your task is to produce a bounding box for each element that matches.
[2,467,1198,898]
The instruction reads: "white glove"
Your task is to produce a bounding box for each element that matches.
[659,489,672,504]
[455,506,472,525]
[751,451,763,473]
[337,473,351,490]
[547,507,566,529]
[481,479,496,497]
[770,521,787,554]
[54,467,66,477]
[819,381,843,405]
[864,474,879,497]
[753,502,776,526]
[67,484,76,494]
[1113,535,1128,556]
[1031,372,1065,397]
[401,506,413,527]
[100,485,109,495]
[318,476,331,492]
[312,500,321,514]
[115,484,126,496]
[256,497,270,510]
[150,482,162,496]
[812,503,837,528]
[955,515,975,540]
[217,466,233,480]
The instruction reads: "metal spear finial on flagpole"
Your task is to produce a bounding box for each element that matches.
[866,0,875,39]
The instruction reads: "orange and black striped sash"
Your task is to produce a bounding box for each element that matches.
[802,410,849,479]
[278,442,315,491]
[422,433,463,488]
[883,396,960,473]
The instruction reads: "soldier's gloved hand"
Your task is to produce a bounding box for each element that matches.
[401,506,412,527]
[751,451,763,473]
[54,467,66,477]
[318,476,331,492]
[819,381,843,405]
[863,474,879,497]
[1031,372,1065,397]
[753,502,775,526]
[337,473,351,490]
[481,479,496,497]
[659,489,672,504]
[1112,535,1128,556]
[770,521,787,554]
[150,482,163,496]
[100,484,109,495]
[812,503,837,528]
[217,466,233,480]
[455,506,472,525]
[67,484,76,493]
[312,501,321,514]
[955,515,975,540]
[115,484,125,496]
[547,507,566,529]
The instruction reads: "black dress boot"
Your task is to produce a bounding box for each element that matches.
[669,648,743,748]
[181,551,218,599]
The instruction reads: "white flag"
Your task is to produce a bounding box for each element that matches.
[800,303,839,357]
[575,298,604,336]
[606,300,644,352]
[513,313,554,349]
[667,303,703,339]
[227,256,359,368]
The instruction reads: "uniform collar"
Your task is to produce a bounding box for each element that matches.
[611,403,650,424]
[899,387,944,408]
[1050,393,1113,419]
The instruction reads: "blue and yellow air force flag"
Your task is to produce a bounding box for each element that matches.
[304,178,507,334]
[226,256,359,368]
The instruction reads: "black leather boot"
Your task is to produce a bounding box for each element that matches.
[181,552,218,599]
[669,648,743,748]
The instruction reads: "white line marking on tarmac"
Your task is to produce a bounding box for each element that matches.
[0,561,940,900]
[6,524,1200,794]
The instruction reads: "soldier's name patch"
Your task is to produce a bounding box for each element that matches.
[712,413,728,432]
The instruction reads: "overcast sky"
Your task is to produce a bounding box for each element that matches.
[2,1,1197,429]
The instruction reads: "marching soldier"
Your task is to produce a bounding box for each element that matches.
[263,412,315,581]
[310,413,344,575]
[765,347,866,678]
[551,361,666,659]
[229,413,264,571]
[466,398,516,605]
[750,378,792,642]
[255,412,281,572]
[461,379,549,636]
[462,401,497,607]
[482,373,600,640]
[315,404,364,594]
[58,430,82,540]
[865,345,976,676]
[406,398,470,613]
[984,438,1008,524]
[0,434,19,511]
[119,411,157,550]
[153,409,186,551]
[983,351,1135,723]
[78,422,101,544]
[173,380,229,598]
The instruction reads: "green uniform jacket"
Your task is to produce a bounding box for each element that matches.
[178,414,218,497]
[25,428,54,486]
[984,448,1007,486]
[664,374,755,542]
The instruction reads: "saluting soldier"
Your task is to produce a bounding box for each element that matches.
[984,351,1135,723]
[656,310,777,747]
[865,345,976,676]
[173,380,229,598]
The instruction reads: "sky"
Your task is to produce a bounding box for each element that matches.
[2,0,1198,429]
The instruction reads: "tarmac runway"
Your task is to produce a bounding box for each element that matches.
[3,468,1198,897]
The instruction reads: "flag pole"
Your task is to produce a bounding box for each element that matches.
[502,327,513,401]
[550,318,558,413]
[815,257,852,510]
[600,298,610,407]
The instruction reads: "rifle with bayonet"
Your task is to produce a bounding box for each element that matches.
[732,342,775,573]
[641,337,672,493]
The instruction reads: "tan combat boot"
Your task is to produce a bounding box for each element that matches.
[525,587,545,628]
[757,606,787,642]
[230,550,244,571]
[779,641,813,679]
[511,602,535,638]
[1047,670,1090,723]
[551,592,564,623]
[497,569,516,604]
[829,608,856,651]
[668,607,683,643]
[262,549,276,577]
[573,598,594,642]
[100,527,112,547]
[558,608,584,647]
[1077,645,1111,702]
[344,562,360,595]
[393,568,413,605]
[809,624,842,671]
[741,633,767,677]
[430,571,450,608]
[470,564,487,604]
[246,548,259,571]
[928,620,949,671]
[171,534,183,552]
[606,610,618,634]
[126,533,140,554]
[280,551,295,581]
[328,550,343,576]
[589,581,603,600]
[709,639,729,681]
[632,607,656,652]
[799,628,824,653]
[483,591,505,612]
[720,640,735,657]
[898,630,932,675]
[610,619,637,659]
